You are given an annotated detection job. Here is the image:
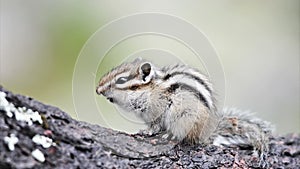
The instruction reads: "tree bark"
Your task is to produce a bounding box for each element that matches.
[0,86,299,169]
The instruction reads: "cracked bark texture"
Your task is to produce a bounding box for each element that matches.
[0,86,299,169]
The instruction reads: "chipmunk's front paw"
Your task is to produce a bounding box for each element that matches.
[137,129,151,136]
[137,128,160,137]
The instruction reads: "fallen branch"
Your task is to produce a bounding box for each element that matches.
[0,86,299,169]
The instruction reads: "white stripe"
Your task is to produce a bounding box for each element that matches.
[115,72,131,80]
[162,74,213,108]
[167,66,213,92]
[186,69,213,91]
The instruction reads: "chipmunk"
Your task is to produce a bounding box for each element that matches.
[96,58,273,162]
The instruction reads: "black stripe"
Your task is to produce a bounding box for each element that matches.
[163,72,212,94]
[167,83,210,109]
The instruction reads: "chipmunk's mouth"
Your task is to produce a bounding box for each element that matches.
[107,97,114,103]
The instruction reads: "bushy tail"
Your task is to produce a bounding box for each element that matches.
[211,108,274,165]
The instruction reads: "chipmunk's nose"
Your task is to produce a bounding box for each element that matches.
[96,86,105,95]
[96,86,114,103]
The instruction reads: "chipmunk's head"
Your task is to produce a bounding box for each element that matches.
[96,58,157,112]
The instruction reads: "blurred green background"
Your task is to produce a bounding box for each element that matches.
[1,0,299,134]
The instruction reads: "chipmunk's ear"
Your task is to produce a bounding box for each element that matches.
[139,62,153,82]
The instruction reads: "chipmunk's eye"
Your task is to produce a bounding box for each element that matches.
[115,77,128,84]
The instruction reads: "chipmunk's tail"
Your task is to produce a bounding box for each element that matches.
[210,108,274,167]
